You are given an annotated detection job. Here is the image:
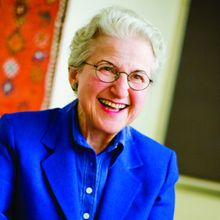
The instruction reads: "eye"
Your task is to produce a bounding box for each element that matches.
[129,71,146,83]
[97,64,116,75]
[103,66,115,72]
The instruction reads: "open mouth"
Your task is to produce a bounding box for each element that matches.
[98,98,128,111]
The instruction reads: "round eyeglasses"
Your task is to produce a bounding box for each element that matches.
[83,60,153,91]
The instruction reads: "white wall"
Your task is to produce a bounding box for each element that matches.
[49,0,220,219]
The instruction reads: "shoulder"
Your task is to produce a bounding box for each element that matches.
[0,102,75,131]
[126,126,174,156]
[0,108,59,134]
[0,109,58,153]
[0,102,76,160]
[123,126,178,174]
[123,126,179,188]
[0,102,75,144]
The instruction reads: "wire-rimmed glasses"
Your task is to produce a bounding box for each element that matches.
[83,60,153,91]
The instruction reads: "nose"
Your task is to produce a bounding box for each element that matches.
[110,73,129,98]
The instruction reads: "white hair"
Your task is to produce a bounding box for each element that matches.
[68,6,165,77]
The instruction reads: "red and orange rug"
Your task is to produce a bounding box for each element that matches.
[0,0,68,115]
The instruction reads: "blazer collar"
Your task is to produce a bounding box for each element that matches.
[98,129,144,219]
[41,101,80,219]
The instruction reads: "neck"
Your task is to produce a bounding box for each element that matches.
[77,106,115,154]
[82,129,113,154]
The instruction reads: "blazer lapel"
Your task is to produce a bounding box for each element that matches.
[98,143,143,219]
[41,104,80,219]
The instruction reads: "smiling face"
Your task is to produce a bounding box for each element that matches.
[69,35,155,138]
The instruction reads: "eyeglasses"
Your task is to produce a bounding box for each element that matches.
[83,60,153,91]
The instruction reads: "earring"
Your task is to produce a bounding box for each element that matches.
[71,82,78,92]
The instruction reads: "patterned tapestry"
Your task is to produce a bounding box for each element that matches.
[0,0,68,116]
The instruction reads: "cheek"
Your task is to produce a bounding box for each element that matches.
[131,92,149,113]
[78,75,106,98]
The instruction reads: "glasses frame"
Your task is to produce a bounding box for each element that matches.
[83,60,153,91]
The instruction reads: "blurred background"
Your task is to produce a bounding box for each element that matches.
[1,0,219,219]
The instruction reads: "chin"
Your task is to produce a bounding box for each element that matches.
[101,124,124,135]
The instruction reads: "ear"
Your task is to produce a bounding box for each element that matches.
[68,66,79,86]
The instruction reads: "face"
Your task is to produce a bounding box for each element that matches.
[69,35,155,136]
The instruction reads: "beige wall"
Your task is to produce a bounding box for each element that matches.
[175,176,220,220]
[49,0,220,219]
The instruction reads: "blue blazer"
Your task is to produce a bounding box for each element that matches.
[0,102,178,220]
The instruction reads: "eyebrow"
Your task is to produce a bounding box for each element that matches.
[96,59,115,66]
[95,59,148,73]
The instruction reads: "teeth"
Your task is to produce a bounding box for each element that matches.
[99,99,126,109]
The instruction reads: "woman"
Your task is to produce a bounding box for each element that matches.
[0,6,178,220]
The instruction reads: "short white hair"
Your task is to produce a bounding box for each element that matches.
[68,6,165,77]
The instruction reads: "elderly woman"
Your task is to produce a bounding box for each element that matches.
[0,6,178,220]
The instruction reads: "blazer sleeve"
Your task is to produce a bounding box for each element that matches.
[148,151,179,220]
[0,116,16,219]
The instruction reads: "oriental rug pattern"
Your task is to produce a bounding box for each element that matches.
[0,0,68,115]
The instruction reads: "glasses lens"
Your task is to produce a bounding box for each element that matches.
[96,63,117,82]
[128,71,150,90]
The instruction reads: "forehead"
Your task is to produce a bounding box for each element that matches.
[90,35,155,71]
